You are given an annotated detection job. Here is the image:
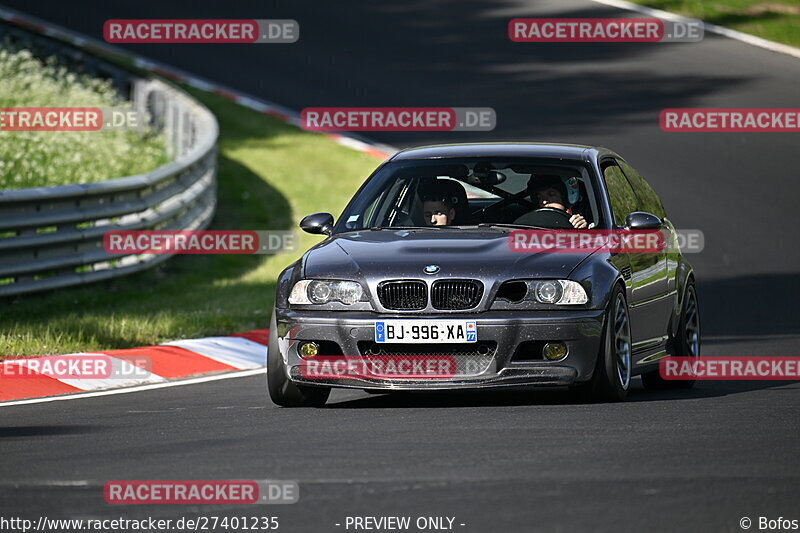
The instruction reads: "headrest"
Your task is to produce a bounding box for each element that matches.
[420,179,466,207]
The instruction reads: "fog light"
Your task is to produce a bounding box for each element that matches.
[543,342,567,360]
[299,341,319,358]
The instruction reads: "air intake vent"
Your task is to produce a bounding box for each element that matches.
[358,341,497,376]
[378,280,427,310]
[431,280,483,310]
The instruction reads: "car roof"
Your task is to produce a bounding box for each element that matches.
[389,142,615,162]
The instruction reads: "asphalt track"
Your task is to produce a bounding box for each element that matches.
[1,1,799,531]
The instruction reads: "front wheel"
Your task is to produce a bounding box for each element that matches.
[267,312,330,407]
[571,285,632,402]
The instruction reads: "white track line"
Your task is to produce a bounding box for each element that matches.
[0,368,266,408]
[588,0,800,60]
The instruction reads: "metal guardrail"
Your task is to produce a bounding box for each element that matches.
[0,24,219,297]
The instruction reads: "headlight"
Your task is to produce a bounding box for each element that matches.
[530,280,587,305]
[289,280,364,305]
[534,280,562,303]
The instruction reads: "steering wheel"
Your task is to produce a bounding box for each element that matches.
[473,192,533,221]
[516,207,574,229]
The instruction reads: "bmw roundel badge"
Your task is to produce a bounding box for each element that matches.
[424,265,440,275]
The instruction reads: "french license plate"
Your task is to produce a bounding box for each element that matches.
[374,320,477,343]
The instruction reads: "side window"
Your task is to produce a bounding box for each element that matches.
[618,159,666,219]
[601,161,638,226]
[358,178,407,229]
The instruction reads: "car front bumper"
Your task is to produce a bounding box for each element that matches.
[272,309,605,390]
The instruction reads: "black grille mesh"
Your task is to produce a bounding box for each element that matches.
[431,280,483,310]
[377,280,427,310]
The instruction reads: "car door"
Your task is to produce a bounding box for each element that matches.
[600,158,670,353]
[617,158,679,319]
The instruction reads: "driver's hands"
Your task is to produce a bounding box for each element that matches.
[569,214,588,229]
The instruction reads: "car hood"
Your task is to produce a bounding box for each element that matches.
[302,229,595,281]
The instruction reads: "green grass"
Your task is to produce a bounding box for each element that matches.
[0,88,380,357]
[628,0,800,46]
[0,46,168,188]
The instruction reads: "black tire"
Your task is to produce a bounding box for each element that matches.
[267,312,330,407]
[642,280,700,390]
[571,285,632,402]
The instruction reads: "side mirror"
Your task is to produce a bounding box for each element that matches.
[300,212,334,235]
[625,211,662,230]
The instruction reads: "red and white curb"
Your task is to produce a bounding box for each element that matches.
[0,6,398,160]
[0,330,269,404]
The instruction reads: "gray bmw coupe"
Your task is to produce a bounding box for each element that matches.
[268,143,699,406]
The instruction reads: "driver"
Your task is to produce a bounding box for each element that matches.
[526,175,588,229]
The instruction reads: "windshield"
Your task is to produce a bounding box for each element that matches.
[334,157,602,232]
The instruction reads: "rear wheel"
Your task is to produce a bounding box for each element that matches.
[571,285,631,402]
[642,280,700,390]
[267,313,330,407]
